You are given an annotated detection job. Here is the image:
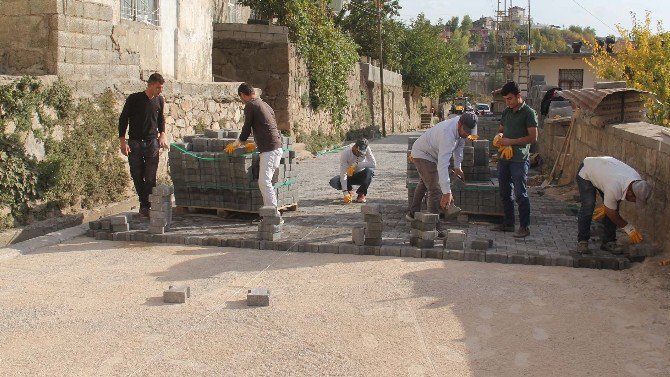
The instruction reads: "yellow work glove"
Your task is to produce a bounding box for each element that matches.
[225,141,241,154]
[467,135,480,141]
[343,192,353,204]
[408,154,414,163]
[244,142,256,153]
[623,224,643,244]
[493,133,503,148]
[346,164,357,177]
[500,146,513,160]
[592,206,606,221]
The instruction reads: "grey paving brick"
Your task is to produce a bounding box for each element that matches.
[414,212,438,224]
[410,237,434,249]
[351,227,365,246]
[365,222,384,232]
[319,244,339,254]
[259,206,279,217]
[304,243,320,253]
[400,246,421,258]
[422,248,443,259]
[339,244,361,255]
[259,223,282,233]
[226,238,242,248]
[112,223,130,233]
[364,238,382,246]
[364,228,383,239]
[95,231,111,240]
[247,288,270,306]
[240,239,260,249]
[550,254,574,267]
[444,240,465,250]
[528,254,548,266]
[509,254,530,265]
[471,239,492,250]
[445,249,465,260]
[364,214,383,223]
[361,204,381,215]
[148,226,165,234]
[485,251,509,264]
[447,230,467,243]
[411,221,436,231]
[258,231,282,241]
[360,246,379,256]
[464,250,485,262]
[110,215,128,225]
[379,246,402,257]
[163,285,190,304]
[262,216,283,225]
[205,236,220,246]
[418,230,438,240]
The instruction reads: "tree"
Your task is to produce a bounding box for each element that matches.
[400,14,469,98]
[340,0,403,71]
[459,15,473,34]
[587,13,670,126]
[239,0,359,122]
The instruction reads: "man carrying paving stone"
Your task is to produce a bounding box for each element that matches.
[407,112,478,237]
[118,73,169,218]
[228,83,283,213]
[329,139,377,203]
[576,156,651,254]
[492,81,538,238]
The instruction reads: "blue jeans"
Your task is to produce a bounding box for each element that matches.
[576,164,617,243]
[329,168,375,195]
[498,159,530,228]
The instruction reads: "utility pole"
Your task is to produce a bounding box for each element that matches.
[376,0,387,137]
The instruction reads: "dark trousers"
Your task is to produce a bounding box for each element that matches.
[576,164,617,243]
[128,139,159,209]
[498,159,530,228]
[329,168,375,195]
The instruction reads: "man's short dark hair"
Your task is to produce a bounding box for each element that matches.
[238,83,255,96]
[500,81,520,96]
[147,73,165,84]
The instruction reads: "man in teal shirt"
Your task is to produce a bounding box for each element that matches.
[492,81,538,238]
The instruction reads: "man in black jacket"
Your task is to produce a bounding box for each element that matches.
[118,73,168,217]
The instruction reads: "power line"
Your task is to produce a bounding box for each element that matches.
[569,0,617,34]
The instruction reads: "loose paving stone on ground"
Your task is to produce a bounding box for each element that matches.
[88,133,640,270]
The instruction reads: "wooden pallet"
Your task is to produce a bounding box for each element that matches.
[175,203,298,217]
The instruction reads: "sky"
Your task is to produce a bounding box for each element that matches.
[396,0,667,37]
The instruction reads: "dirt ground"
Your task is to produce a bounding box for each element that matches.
[1,238,669,377]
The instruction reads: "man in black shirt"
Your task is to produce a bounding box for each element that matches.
[118,73,168,217]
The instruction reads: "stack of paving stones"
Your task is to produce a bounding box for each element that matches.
[257,206,283,241]
[87,214,131,239]
[405,136,426,210]
[451,178,503,215]
[169,129,298,212]
[351,204,383,246]
[444,229,466,250]
[448,140,491,182]
[148,184,174,234]
[410,212,438,249]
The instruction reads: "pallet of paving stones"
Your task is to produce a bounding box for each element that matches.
[169,129,299,214]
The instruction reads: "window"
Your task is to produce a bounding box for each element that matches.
[559,69,584,90]
[121,0,160,26]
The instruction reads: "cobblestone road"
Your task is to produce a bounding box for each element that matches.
[89,132,634,270]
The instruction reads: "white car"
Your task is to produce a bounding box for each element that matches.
[476,103,493,116]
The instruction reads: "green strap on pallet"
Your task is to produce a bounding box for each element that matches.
[177,178,296,191]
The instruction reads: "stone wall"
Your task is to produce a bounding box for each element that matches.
[212,23,419,137]
[0,0,58,75]
[541,116,670,253]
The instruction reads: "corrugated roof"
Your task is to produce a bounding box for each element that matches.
[558,88,654,112]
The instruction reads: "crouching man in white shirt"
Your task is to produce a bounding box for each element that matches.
[329,139,377,203]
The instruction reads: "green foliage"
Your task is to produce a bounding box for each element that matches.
[520,25,597,53]
[587,13,670,126]
[400,14,470,98]
[0,134,39,219]
[340,0,403,71]
[295,129,343,154]
[0,77,130,228]
[39,90,129,208]
[240,0,359,124]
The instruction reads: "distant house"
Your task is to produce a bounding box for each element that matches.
[503,52,599,90]
[509,6,527,26]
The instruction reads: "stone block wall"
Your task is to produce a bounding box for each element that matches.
[213,23,419,137]
[0,0,59,75]
[541,117,670,253]
[54,0,140,81]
